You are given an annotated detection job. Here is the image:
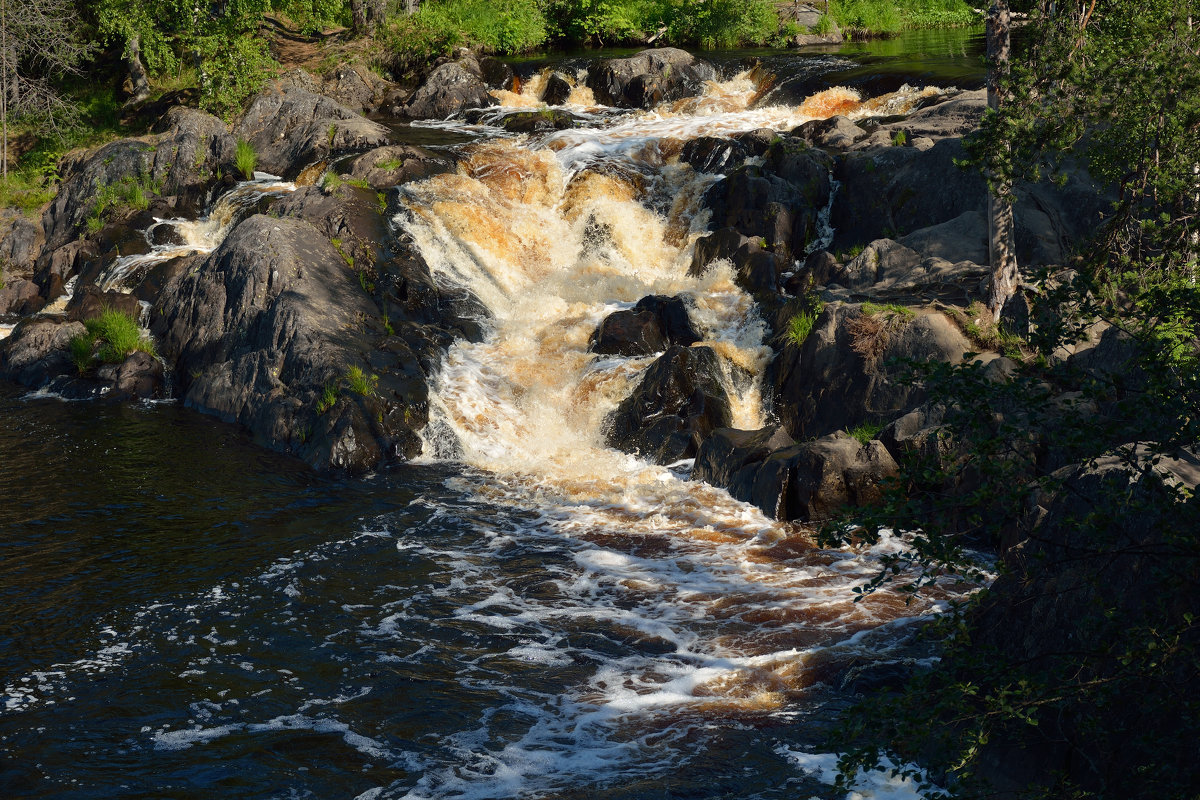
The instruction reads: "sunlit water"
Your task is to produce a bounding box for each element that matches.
[0,44,984,800]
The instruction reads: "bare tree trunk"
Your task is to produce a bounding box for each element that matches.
[985,0,1019,323]
[366,0,386,27]
[350,0,367,34]
[124,33,151,106]
[406,0,420,16]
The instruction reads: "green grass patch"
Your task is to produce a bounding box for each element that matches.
[849,420,885,445]
[861,301,915,320]
[344,177,373,190]
[891,130,908,146]
[84,172,161,235]
[343,365,378,396]
[376,157,404,171]
[786,310,818,347]
[80,309,156,364]
[322,172,344,192]
[235,138,257,180]
[831,0,976,34]
[0,173,56,216]
[316,383,339,414]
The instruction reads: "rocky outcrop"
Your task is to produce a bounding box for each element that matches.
[587,48,717,109]
[606,345,732,464]
[591,294,701,357]
[404,59,497,119]
[694,428,898,521]
[0,318,84,387]
[769,303,972,441]
[346,145,456,190]
[152,215,424,473]
[0,214,44,274]
[233,88,389,179]
[542,71,573,105]
[699,138,834,263]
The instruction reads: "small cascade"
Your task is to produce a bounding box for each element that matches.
[94,173,296,294]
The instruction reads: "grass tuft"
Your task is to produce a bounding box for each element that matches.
[849,420,885,445]
[80,308,156,364]
[235,138,257,180]
[344,365,378,396]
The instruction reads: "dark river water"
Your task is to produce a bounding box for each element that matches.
[1,29,983,800]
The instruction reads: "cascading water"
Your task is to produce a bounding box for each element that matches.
[0,58,982,800]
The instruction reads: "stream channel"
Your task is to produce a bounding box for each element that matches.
[1,29,984,800]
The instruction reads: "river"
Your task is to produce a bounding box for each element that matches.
[1,29,983,800]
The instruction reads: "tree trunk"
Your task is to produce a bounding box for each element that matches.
[366,0,386,27]
[985,0,1019,324]
[1,0,8,179]
[350,0,367,34]
[123,33,151,107]
[406,0,420,16]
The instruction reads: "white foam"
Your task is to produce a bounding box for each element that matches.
[780,748,944,800]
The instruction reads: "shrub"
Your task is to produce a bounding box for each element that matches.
[235,138,257,180]
[381,0,547,74]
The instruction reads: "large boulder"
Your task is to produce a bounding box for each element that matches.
[233,88,389,179]
[769,303,972,441]
[404,60,497,119]
[591,294,701,357]
[695,428,898,521]
[152,215,425,472]
[0,213,44,275]
[587,48,717,109]
[0,318,85,387]
[606,344,732,464]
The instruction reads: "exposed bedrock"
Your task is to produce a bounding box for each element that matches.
[591,295,701,358]
[605,344,732,465]
[403,56,498,119]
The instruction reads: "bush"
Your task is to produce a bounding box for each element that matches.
[648,0,780,48]
[235,138,257,180]
[381,0,547,74]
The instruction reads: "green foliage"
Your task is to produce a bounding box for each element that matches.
[316,383,338,414]
[382,0,546,73]
[786,310,817,347]
[344,177,373,190]
[270,0,348,34]
[81,309,156,363]
[891,129,908,146]
[376,157,404,171]
[645,0,780,48]
[343,365,377,396]
[860,301,914,320]
[848,420,884,444]
[814,12,834,35]
[84,171,160,234]
[322,172,344,193]
[540,0,654,44]
[830,0,902,34]
[235,138,257,180]
[831,0,976,33]
[0,173,57,216]
[68,333,95,374]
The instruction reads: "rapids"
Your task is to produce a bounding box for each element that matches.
[1,44,985,800]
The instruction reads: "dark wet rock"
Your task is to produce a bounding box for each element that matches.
[793,115,865,150]
[606,344,732,464]
[0,278,40,315]
[876,90,986,141]
[542,71,573,105]
[479,56,516,91]
[96,350,164,400]
[152,215,425,473]
[769,303,972,441]
[701,140,833,261]
[346,145,455,189]
[697,430,897,521]
[0,318,86,387]
[490,109,583,134]
[878,404,952,467]
[233,88,389,180]
[690,227,781,295]
[587,48,717,109]
[404,60,497,119]
[132,254,197,304]
[679,136,751,175]
[66,287,142,323]
[785,250,840,295]
[591,295,701,357]
[149,222,188,247]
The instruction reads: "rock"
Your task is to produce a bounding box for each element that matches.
[147,107,238,208]
[234,87,389,180]
[0,318,86,387]
[793,115,866,150]
[701,140,834,261]
[606,345,732,464]
[490,109,583,133]
[898,210,988,265]
[272,182,390,272]
[587,48,717,109]
[0,214,44,273]
[690,227,781,295]
[679,136,751,175]
[542,71,572,105]
[769,303,972,441]
[96,350,164,400]
[696,430,897,521]
[0,279,41,315]
[404,60,497,119]
[878,404,951,466]
[479,57,516,91]
[884,90,986,140]
[786,250,840,295]
[66,287,142,323]
[833,239,923,291]
[591,294,701,357]
[346,145,455,189]
[966,445,1200,797]
[152,215,425,472]
[322,64,384,113]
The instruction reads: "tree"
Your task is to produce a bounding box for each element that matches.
[983,0,1018,322]
[0,0,88,177]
